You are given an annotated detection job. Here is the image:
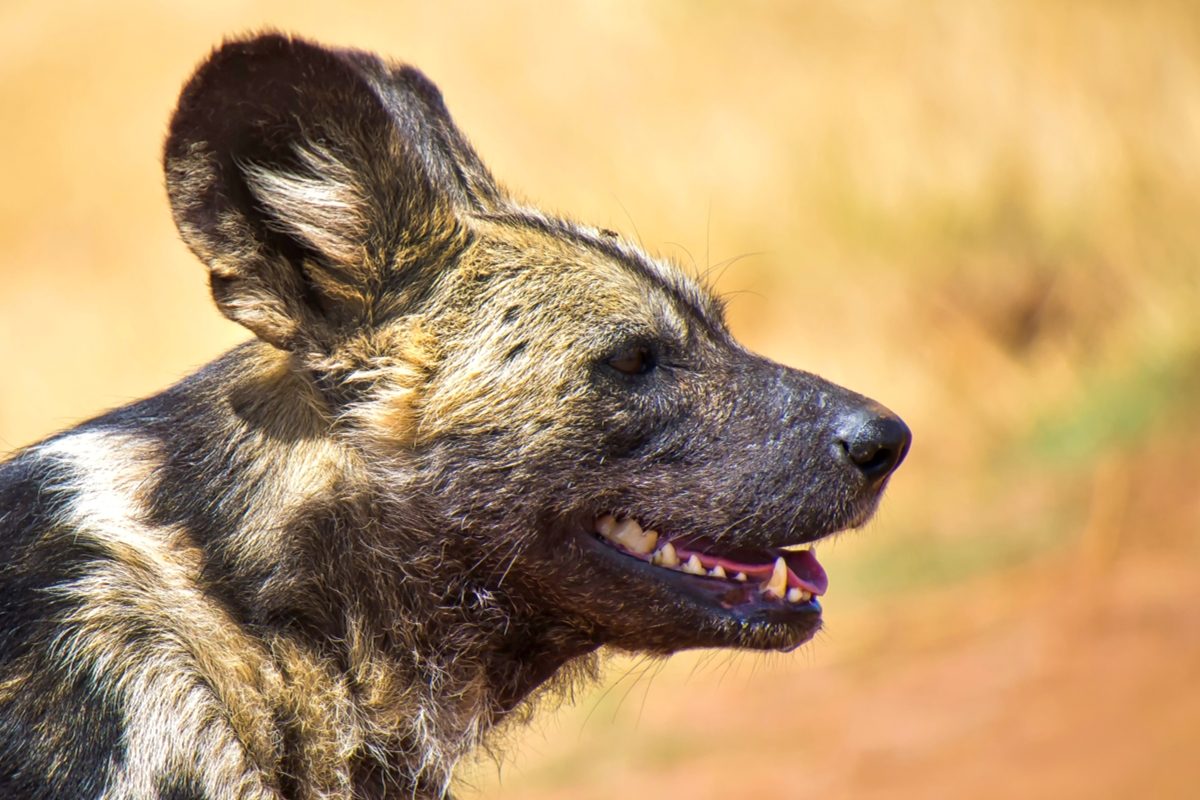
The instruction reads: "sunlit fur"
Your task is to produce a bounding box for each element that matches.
[0,33,906,799]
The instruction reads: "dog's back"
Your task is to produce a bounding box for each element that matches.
[0,351,331,798]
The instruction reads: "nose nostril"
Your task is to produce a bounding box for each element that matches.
[857,446,895,475]
[836,411,912,482]
[839,439,896,478]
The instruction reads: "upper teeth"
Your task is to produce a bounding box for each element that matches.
[596,514,658,555]
[596,515,815,604]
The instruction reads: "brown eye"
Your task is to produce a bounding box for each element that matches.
[607,345,654,375]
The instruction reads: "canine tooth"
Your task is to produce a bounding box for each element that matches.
[654,542,679,567]
[596,514,618,537]
[762,556,788,598]
[734,572,747,582]
[683,554,706,575]
[709,564,727,579]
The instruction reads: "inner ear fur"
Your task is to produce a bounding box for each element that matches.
[164,33,502,351]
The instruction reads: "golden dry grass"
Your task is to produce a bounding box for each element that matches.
[2,2,1198,798]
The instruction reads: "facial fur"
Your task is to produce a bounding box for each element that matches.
[0,33,910,800]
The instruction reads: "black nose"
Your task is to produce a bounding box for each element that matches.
[835,405,912,483]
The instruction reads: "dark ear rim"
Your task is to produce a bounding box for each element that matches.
[164,31,502,254]
[164,32,406,266]
[345,52,505,213]
[162,32,501,351]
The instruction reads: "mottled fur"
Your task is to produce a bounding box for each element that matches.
[0,34,908,799]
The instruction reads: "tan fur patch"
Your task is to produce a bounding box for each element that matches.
[336,320,441,451]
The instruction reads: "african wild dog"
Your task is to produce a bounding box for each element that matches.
[0,33,910,799]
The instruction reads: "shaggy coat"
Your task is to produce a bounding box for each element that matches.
[0,34,909,799]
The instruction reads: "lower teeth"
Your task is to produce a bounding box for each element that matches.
[786,587,811,603]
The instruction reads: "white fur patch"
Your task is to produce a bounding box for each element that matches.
[244,144,368,266]
[35,430,281,800]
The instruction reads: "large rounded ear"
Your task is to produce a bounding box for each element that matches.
[164,33,503,351]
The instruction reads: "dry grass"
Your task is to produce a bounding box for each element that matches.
[2,2,1198,797]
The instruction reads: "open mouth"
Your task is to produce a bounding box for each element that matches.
[591,513,828,610]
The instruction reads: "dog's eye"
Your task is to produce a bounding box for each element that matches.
[607,345,655,376]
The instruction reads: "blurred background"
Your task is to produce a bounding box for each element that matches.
[2,1,1198,797]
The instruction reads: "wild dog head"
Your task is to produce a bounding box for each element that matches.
[165,34,910,658]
